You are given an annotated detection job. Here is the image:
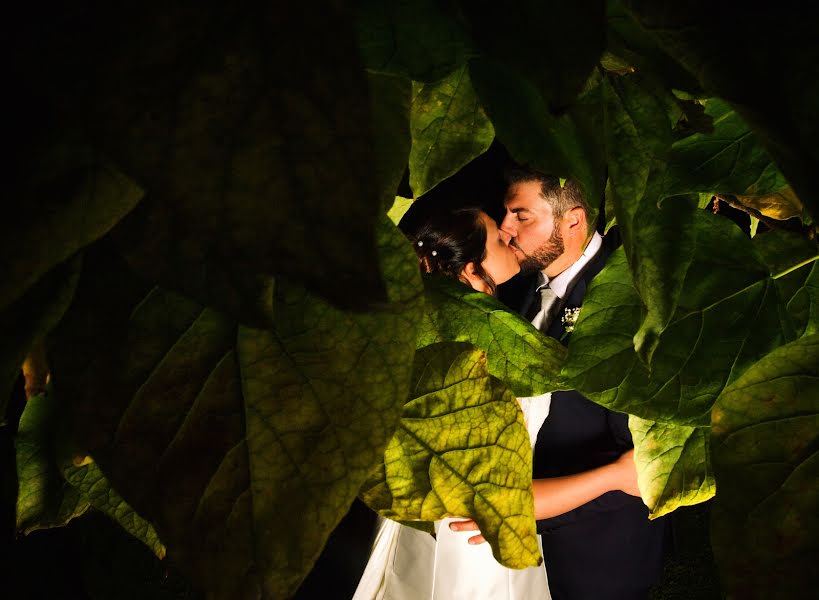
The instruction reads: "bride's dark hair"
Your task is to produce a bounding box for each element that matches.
[400,205,497,294]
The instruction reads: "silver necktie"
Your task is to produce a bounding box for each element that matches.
[531,284,560,332]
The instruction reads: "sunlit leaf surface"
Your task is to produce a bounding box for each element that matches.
[409,65,494,197]
[603,73,696,363]
[563,215,791,425]
[360,342,540,569]
[629,415,715,519]
[417,276,566,397]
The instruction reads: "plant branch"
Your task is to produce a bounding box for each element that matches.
[715,195,816,239]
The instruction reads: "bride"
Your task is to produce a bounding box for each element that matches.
[353,205,552,600]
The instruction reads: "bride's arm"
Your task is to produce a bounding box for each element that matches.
[532,448,639,520]
[449,449,640,543]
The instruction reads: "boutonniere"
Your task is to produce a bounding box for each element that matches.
[560,307,582,341]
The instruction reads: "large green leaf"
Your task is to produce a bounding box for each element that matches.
[15,392,90,534]
[356,0,473,82]
[603,73,697,363]
[469,57,603,213]
[625,2,819,224]
[409,65,494,197]
[710,334,819,599]
[1,257,81,421]
[417,275,566,397]
[664,98,790,199]
[562,213,792,425]
[49,218,422,598]
[360,342,540,569]
[457,1,605,112]
[629,415,714,519]
[23,3,386,310]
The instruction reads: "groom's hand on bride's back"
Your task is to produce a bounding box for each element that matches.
[448,519,486,545]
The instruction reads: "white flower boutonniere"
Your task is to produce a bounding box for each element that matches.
[561,307,582,334]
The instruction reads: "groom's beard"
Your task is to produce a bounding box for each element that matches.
[516,225,565,274]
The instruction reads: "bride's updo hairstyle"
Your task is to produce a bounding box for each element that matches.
[400,205,498,295]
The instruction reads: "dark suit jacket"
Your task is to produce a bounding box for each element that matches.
[499,232,667,600]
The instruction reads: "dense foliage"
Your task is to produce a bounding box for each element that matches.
[5,2,817,598]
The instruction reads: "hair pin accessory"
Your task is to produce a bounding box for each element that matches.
[431,250,437,256]
[417,240,423,247]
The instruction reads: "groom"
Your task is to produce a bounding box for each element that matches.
[452,168,667,599]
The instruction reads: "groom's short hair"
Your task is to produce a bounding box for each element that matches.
[504,166,595,231]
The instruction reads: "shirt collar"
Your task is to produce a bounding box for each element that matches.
[535,231,603,298]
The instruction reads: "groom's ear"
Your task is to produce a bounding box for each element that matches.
[563,206,587,236]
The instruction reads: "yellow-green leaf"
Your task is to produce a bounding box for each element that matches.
[361,342,540,569]
[409,65,494,197]
[629,415,715,519]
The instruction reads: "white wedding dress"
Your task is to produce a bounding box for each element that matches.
[353,394,552,600]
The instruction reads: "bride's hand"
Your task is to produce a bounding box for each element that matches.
[448,519,486,544]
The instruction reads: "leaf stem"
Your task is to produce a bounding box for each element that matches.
[772,254,819,279]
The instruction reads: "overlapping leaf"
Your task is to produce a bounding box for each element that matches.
[625,2,819,224]
[360,342,540,569]
[605,2,701,94]
[469,57,602,203]
[664,98,791,199]
[356,0,473,82]
[48,218,422,598]
[417,275,566,397]
[458,1,605,112]
[409,65,494,197]
[629,415,714,519]
[710,334,819,599]
[562,213,792,425]
[603,73,696,363]
[25,3,386,310]
[735,186,804,222]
